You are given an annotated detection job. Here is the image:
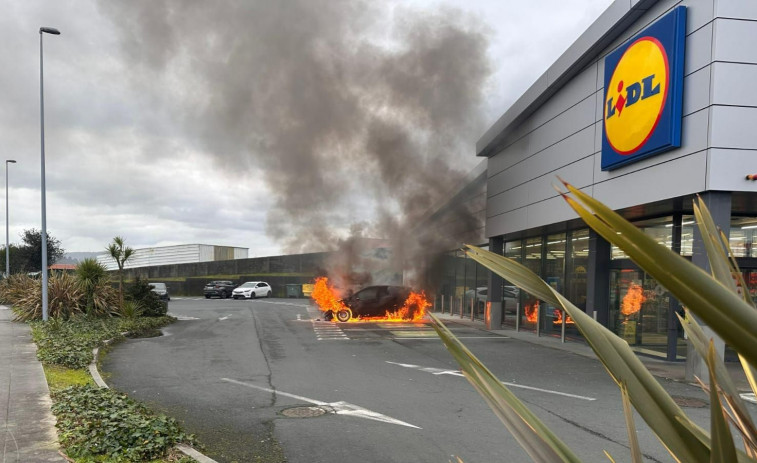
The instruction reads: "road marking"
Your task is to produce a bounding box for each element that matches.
[394,336,507,340]
[218,315,232,321]
[742,393,756,404]
[386,361,596,401]
[221,378,421,428]
[257,300,311,308]
[312,320,349,340]
[166,312,200,320]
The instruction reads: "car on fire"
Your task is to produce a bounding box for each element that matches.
[325,285,413,322]
[203,280,236,299]
[232,281,272,299]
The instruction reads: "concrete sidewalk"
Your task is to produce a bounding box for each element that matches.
[0,306,65,462]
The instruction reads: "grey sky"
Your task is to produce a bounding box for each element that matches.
[1,0,612,257]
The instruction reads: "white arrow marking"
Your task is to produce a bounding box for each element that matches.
[167,312,200,320]
[221,378,420,429]
[219,315,232,321]
[386,361,596,401]
[741,393,756,404]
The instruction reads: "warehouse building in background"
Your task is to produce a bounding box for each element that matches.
[467,0,757,369]
[97,244,248,270]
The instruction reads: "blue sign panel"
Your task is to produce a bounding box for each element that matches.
[601,6,686,171]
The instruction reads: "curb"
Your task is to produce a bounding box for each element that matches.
[90,333,219,463]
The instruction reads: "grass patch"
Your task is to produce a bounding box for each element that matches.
[43,365,94,391]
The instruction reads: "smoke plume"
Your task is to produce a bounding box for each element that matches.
[99,0,492,288]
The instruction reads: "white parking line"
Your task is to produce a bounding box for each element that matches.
[386,361,596,401]
[221,378,421,428]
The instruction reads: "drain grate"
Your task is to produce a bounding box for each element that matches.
[281,406,328,418]
[672,396,708,408]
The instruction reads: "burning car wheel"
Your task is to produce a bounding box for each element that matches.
[335,308,352,322]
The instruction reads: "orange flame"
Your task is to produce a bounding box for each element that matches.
[621,283,646,317]
[312,277,349,313]
[311,277,429,322]
[553,309,574,325]
[524,302,538,323]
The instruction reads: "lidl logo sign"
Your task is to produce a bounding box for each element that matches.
[601,7,686,171]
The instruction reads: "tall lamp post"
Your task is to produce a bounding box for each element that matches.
[40,26,60,322]
[5,160,16,277]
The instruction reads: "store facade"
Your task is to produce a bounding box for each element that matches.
[477,0,757,361]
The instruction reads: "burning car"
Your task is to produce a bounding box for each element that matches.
[313,277,429,322]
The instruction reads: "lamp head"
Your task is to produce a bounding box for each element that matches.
[39,27,61,35]
[6,160,16,164]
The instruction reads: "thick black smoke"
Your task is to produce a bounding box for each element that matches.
[99,0,492,288]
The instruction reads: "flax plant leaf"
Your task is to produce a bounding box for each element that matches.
[620,382,643,463]
[558,180,757,369]
[463,245,710,463]
[707,341,738,463]
[429,312,582,463]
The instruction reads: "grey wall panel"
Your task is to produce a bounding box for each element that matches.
[529,97,596,156]
[593,108,710,180]
[486,207,527,239]
[708,149,757,191]
[488,125,596,197]
[526,156,595,205]
[711,62,757,106]
[710,106,757,150]
[713,19,757,64]
[715,0,757,19]
[487,136,531,177]
[515,66,599,142]
[487,184,529,217]
[527,194,585,231]
[682,66,712,115]
[684,22,714,74]
[593,150,707,211]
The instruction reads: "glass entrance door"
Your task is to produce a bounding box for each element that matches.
[609,265,678,357]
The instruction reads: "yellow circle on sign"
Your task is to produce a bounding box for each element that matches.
[604,37,669,155]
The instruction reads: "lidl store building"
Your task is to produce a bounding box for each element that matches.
[447,0,757,363]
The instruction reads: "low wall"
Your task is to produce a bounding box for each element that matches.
[117,252,331,297]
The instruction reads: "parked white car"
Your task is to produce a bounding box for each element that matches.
[232,281,272,299]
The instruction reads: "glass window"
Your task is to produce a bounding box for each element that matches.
[521,237,542,331]
[612,216,673,259]
[680,215,694,256]
[730,217,757,257]
[541,233,566,336]
[502,240,522,328]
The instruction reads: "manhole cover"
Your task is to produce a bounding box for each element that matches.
[672,396,708,408]
[281,406,328,418]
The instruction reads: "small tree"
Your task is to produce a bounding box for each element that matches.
[14,229,65,273]
[106,236,134,308]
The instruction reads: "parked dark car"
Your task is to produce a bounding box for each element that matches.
[325,285,412,322]
[149,282,170,301]
[204,280,236,299]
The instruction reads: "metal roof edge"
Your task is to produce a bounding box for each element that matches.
[476,0,659,158]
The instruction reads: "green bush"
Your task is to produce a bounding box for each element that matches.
[5,273,84,321]
[127,276,167,317]
[30,315,175,369]
[75,258,118,316]
[51,385,194,461]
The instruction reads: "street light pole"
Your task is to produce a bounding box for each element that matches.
[40,26,60,322]
[5,160,16,277]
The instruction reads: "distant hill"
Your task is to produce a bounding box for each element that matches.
[57,252,105,265]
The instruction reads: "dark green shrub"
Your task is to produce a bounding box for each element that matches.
[126,276,167,317]
[31,315,175,369]
[51,385,194,461]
